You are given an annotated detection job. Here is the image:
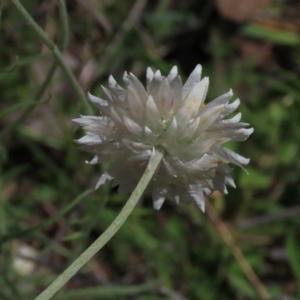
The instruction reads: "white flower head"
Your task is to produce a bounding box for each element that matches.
[74,65,253,212]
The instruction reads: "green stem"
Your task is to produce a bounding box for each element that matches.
[3,274,23,300]
[0,63,56,141]
[0,0,3,33]
[57,0,69,51]
[0,189,93,244]
[0,182,6,236]
[34,147,165,300]
[0,0,71,142]
[9,0,92,114]
[53,281,158,299]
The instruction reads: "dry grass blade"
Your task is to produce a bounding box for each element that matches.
[206,200,270,300]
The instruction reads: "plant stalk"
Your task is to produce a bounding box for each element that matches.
[34,147,165,300]
[9,0,92,114]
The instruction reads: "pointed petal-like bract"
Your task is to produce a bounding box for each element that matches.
[74,65,253,212]
[182,64,202,99]
[152,186,167,210]
[167,66,178,81]
[176,77,209,127]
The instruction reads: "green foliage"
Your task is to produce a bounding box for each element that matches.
[1,0,300,299]
[241,24,300,46]
[286,233,300,283]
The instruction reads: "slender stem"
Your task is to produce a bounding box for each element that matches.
[0,64,56,141]
[58,0,69,51]
[0,0,69,142]
[0,0,3,33]
[3,274,23,300]
[206,200,270,300]
[53,281,158,299]
[0,183,6,236]
[0,189,93,244]
[34,147,165,300]
[9,0,92,114]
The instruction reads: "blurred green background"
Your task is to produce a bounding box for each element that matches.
[1,0,300,299]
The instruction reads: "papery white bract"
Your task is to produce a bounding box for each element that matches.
[74,65,253,212]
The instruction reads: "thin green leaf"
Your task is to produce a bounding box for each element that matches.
[286,232,300,282]
[241,24,300,45]
[228,272,257,298]
[2,275,23,300]
[0,189,93,244]
[53,281,158,299]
